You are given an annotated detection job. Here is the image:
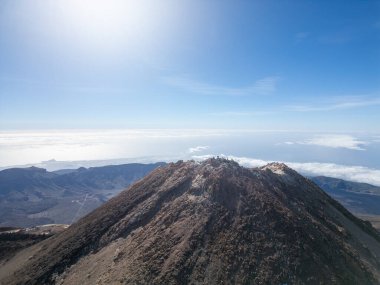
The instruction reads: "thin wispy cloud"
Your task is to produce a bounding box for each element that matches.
[282,134,368,151]
[70,86,127,94]
[193,154,380,186]
[162,76,278,96]
[286,96,380,112]
[188,145,209,153]
[209,110,275,117]
[373,136,380,143]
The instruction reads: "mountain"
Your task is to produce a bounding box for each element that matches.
[311,176,380,230]
[1,158,379,284]
[311,176,380,196]
[0,224,68,262]
[0,163,165,227]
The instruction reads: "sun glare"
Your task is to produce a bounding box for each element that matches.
[55,0,161,56]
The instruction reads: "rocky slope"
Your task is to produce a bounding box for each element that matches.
[0,224,68,263]
[0,158,379,284]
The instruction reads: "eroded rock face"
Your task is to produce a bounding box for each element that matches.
[1,158,380,285]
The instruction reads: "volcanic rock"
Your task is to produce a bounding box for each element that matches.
[0,158,379,285]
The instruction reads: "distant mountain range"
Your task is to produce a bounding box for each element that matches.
[311,176,380,229]
[0,163,165,227]
[311,176,380,215]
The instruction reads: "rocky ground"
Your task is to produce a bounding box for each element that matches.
[0,224,68,264]
[0,158,379,285]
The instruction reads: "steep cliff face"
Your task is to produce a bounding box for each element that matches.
[1,158,379,285]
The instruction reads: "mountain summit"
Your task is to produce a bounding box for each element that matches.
[1,158,379,284]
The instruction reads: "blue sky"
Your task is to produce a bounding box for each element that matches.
[0,0,379,131]
[1,0,380,183]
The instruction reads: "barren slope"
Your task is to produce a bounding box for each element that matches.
[1,158,379,285]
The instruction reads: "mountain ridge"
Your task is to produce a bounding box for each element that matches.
[311,176,380,230]
[1,158,379,284]
[0,163,165,227]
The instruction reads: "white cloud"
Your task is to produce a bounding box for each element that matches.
[2,130,379,186]
[162,76,278,96]
[192,154,380,186]
[284,134,367,151]
[3,129,283,168]
[0,130,231,167]
[188,145,209,153]
[192,154,268,168]
[252,77,278,94]
[286,162,380,186]
[286,96,380,112]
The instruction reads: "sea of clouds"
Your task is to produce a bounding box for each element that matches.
[1,129,380,186]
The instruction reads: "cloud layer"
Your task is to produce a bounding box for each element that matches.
[193,154,380,186]
[188,145,209,153]
[0,129,230,167]
[284,134,367,151]
[2,130,379,186]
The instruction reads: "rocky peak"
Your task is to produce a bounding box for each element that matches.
[261,162,292,174]
[1,158,380,285]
